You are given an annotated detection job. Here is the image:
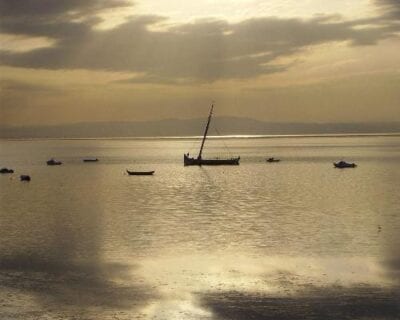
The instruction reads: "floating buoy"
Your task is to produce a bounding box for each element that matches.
[20,175,31,181]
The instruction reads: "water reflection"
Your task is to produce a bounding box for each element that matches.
[135,253,399,319]
[0,259,155,307]
[0,136,399,319]
[0,162,157,319]
[201,285,400,320]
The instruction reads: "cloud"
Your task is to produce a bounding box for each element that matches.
[375,0,400,19]
[0,1,399,83]
[0,0,131,18]
[0,79,61,93]
[0,0,132,38]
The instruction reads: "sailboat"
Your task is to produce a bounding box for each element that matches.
[184,104,240,166]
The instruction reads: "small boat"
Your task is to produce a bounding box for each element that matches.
[83,158,99,162]
[47,158,62,166]
[20,175,31,181]
[184,104,240,166]
[266,157,280,163]
[334,161,357,168]
[0,167,14,174]
[126,170,155,176]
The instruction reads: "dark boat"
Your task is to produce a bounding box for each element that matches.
[47,158,62,166]
[0,167,14,174]
[266,157,280,163]
[126,170,155,176]
[184,104,240,166]
[20,175,31,181]
[334,161,357,168]
[83,158,99,162]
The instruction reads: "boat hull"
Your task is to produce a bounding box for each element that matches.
[47,159,62,165]
[184,154,240,166]
[266,158,280,163]
[20,175,31,181]
[126,170,155,175]
[334,162,356,168]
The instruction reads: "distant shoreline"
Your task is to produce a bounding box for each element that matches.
[1,132,400,142]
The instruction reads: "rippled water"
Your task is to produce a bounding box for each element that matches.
[1,136,399,319]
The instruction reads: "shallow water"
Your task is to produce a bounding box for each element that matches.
[1,136,399,319]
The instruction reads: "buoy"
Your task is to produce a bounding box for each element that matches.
[20,175,31,181]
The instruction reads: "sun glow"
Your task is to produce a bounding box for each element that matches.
[135,0,373,24]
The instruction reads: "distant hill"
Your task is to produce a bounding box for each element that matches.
[1,117,399,139]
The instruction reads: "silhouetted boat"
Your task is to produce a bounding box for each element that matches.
[126,170,155,175]
[83,158,99,162]
[334,161,357,168]
[20,175,31,181]
[184,104,240,166]
[266,157,280,163]
[0,168,14,174]
[47,158,62,166]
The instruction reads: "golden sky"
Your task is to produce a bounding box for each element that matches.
[0,0,399,126]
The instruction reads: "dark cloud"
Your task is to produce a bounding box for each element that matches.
[0,0,131,18]
[375,0,400,19]
[0,0,128,38]
[0,1,399,83]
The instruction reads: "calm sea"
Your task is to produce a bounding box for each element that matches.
[1,136,399,319]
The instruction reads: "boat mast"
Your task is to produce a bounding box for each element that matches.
[198,104,214,159]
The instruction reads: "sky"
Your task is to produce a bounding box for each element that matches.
[0,0,399,126]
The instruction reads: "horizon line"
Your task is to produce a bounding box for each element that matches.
[2,132,400,142]
[2,118,400,128]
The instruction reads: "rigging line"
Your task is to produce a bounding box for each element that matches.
[187,136,199,155]
[214,126,233,157]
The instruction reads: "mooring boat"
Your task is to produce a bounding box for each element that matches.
[126,170,155,175]
[334,161,357,168]
[83,158,99,162]
[47,158,62,166]
[20,175,31,181]
[0,168,14,174]
[184,104,240,166]
[266,157,280,163]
